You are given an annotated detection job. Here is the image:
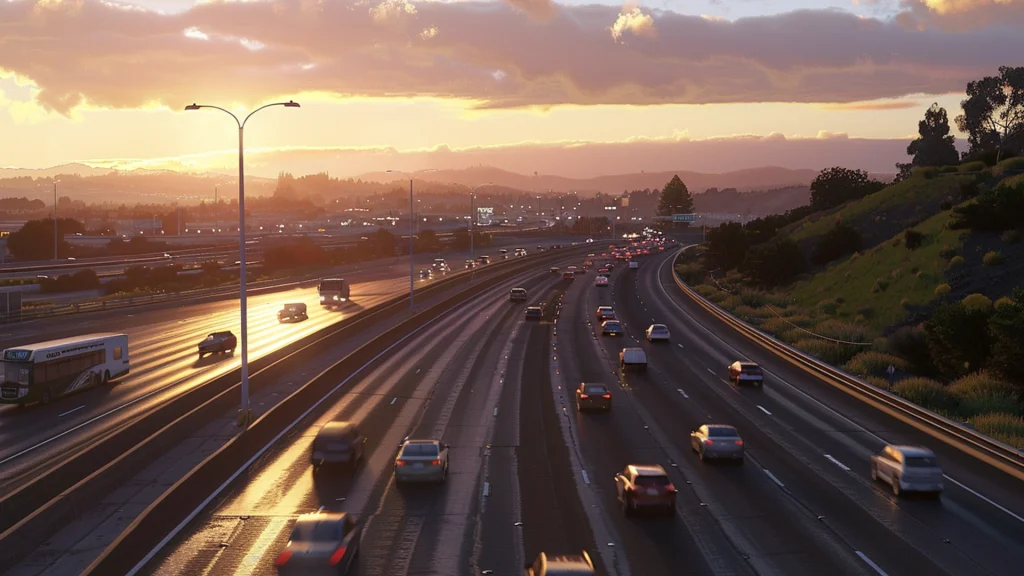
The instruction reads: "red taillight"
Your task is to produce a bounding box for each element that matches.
[735,440,744,446]
[602,394,611,399]
[704,440,714,445]
[274,550,293,567]
[329,545,347,566]
[667,483,677,492]
[579,394,590,399]
[395,460,407,467]
[430,459,441,466]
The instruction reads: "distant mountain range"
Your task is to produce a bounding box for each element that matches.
[357,165,893,195]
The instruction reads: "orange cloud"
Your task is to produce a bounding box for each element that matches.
[0,0,1018,115]
[898,0,1024,31]
[820,100,922,111]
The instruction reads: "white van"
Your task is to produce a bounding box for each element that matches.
[619,348,648,373]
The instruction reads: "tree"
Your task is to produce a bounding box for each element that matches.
[741,238,805,287]
[955,66,1024,163]
[809,167,884,211]
[705,222,749,271]
[988,287,1024,385]
[907,103,960,167]
[893,162,913,185]
[811,221,862,265]
[7,217,85,261]
[657,175,693,216]
[925,302,991,379]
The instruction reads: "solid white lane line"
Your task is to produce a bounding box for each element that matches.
[942,474,1024,524]
[855,551,890,576]
[58,405,85,417]
[482,482,490,497]
[581,470,590,485]
[763,469,785,488]
[824,454,851,471]
[493,407,498,416]
[757,405,772,416]
[676,389,689,399]
[390,397,397,405]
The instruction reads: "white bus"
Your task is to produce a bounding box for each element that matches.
[1,333,129,405]
[318,278,351,308]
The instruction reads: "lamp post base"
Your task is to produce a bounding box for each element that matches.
[236,408,254,428]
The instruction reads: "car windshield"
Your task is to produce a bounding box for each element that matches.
[292,520,342,542]
[584,385,607,395]
[605,322,620,329]
[708,427,737,437]
[402,443,439,457]
[904,456,939,468]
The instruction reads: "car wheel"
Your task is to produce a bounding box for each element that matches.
[698,448,706,462]
[41,388,52,405]
[892,476,901,496]
[103,370,111,384]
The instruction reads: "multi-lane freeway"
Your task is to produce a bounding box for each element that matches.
[2,237,1022,576]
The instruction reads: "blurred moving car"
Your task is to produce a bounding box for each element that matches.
[645,324,670,342]
[523,551,595,576]
[870,445,944,497]
[690,424,745,464]
[420,269,433,280]
[561,270,575,281]
[601,320,623,336]
[549,266,560,274]
[525,306,544,321]
[614,464,677,517]
[394,438,450,484]
[594,275,609,287]
[595,306,616,321]
[510,287,528,302]
[311,421,366,471]
[197,331,236,358]
[274,512,362,575]
[576,382,612,412]
[619,347,647,372]
[728,361,764,387]
[278,303,308,323]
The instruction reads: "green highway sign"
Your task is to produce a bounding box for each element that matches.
[672,214,695,223]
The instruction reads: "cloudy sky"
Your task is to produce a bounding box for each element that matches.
[0,0,1021,177]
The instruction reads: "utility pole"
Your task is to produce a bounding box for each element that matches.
[53,180,59,260]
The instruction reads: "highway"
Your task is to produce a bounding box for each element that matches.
[0,242,557,493]
[5,239,1022,576]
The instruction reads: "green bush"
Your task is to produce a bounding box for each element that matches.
[855,305,874,318]
[760,316,796,336]
[706,290,730,304]
[900,298,912,310]
[925,301,992,379]
[962,293,992,311]
[939,245,957,260]
[693,284,721,298]
[904,229,924,250]
[886,325,934,376]
[734,305,774,320]
[872,278,890,293]
[893,377,952,412]
[780,328,808,345]
[993,156,1024,175]
[794,338,863,366]
[959,161,987,172]
[971,413,1024,449]
[983,251,1004,266]
[812,319,873,343]
[947,371,1022,418]
[948,255,965,268]
[994,296,1014,311]
[939,165,960,174]
[739,290,768,308]
[843,351,910,378]
[934,283,951,297]
[817,299,840,315]
[865,376,890,389]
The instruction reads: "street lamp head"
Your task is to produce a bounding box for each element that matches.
[185,103,201,111]
[283,101,300,108]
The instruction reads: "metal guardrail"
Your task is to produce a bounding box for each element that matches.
[669,248,1024,480]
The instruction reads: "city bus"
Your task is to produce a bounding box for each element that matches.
[318,278,351,308]
[1,333,130,405]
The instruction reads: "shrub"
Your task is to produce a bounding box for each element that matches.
[872,278,890,293]
[934,283,951,297]
[988,288,1024,383]
[1002,229,1021,244]
[959,161,987,172]
[962,293,992,312]
[706,290,730,304]
[739,290,768,308]
[900,298,912,310]
[856,305,874,318]
[693,284,720,298]
[779,313,813,327]
[939,245,957,260]
[780,328,808,344]
[734,305,773,320]
[925,302,992,379]
[893,377,952,412]
[971,413,1024,449]
[940,199,953,211]
[843,351,910,378]
[983,251,1004,266]
[947,372,1022,418]
[994,296,1015,311]
[794,338,862,366]
[817,299,839,315]
[811,319,873,343]
[948,255,965,268]
[886,325,934,375]
[742,238,806,287]
[952,180,1024,233]
[865,376,890,390]
[939,165,959,174]
[903,229,924,250]
[760,316,795,336]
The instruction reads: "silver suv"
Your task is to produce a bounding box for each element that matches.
[870,445,944,497]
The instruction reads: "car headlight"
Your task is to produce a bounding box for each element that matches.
[320,295,326,301]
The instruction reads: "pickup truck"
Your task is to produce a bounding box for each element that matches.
[198,331,237,358]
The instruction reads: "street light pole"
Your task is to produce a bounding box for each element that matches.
[185,100,300,428]
[53,180,58,260]
[387,169,437,311]
[452,182,493,265]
